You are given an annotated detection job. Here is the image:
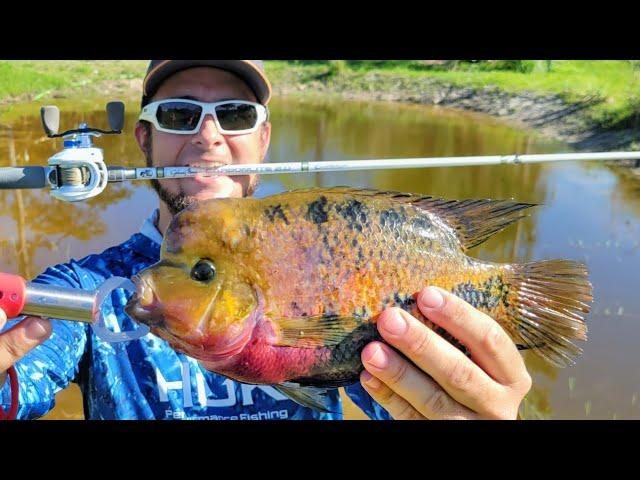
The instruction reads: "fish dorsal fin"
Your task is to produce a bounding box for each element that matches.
[409,196,537,250]
[278,187,537,251]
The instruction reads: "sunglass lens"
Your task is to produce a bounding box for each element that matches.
[215,103,258,131]
[156,102,202,131]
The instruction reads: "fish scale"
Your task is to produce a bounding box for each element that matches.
[254,194,463,320]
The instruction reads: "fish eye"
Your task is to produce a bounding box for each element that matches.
[190,259,216,283]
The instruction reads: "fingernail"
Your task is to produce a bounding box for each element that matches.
[365,344,388,369]
[25,318,49,341]
[382,310,407,336]
[361,370,382,389]
[420,287,445,309]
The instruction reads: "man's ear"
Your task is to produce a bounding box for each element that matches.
[135,121,151,154]
[259,121,271,160]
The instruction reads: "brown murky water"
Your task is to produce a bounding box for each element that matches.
[1,95,638,420]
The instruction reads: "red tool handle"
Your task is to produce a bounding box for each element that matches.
[0,273,26,420]
[0,273,27,319]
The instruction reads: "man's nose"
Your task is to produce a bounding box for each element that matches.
[192,114,224,146]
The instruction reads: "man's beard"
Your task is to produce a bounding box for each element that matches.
[144,148,259,216]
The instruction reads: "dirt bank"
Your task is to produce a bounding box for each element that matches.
[270,70,640,176]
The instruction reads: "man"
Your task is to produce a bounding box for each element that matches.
[0,60,531,419]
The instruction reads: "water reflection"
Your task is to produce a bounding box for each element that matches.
[2,96,632,420]
[0,109,147,279]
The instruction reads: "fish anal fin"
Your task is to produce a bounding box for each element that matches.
[274,382,336,413]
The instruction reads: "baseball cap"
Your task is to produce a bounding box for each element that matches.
[142,60,272,105]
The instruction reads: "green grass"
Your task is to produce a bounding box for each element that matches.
[0,60,148,100]
[1,60,639,131]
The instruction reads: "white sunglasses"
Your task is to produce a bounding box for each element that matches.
[139,98,269,135]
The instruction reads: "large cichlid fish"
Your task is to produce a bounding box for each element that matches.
[125,187,592,411]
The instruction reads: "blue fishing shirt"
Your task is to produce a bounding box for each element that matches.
[0,210,392,420]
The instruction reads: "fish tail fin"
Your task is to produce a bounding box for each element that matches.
[501,259,592,368]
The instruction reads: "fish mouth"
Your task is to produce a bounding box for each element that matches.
[124,275,164,328]
[125,277,263,362]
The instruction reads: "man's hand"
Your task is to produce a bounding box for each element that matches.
[360,286,532,419]
[0,308,52,387]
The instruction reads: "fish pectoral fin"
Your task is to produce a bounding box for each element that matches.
[274,382,335,413]
[274,315,362,348]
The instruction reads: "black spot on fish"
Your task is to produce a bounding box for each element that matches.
[411,215,432,232]
[393,292,417,311]
[316,230,333,267]
[451,278,504,309]
[305,196,329,225]
[336,199,368,232]
[322,232,331,250]
[379,208,406,229]
[351,238,358,248]
[290,301,305,316]
[452,281,481,308]
[264,204,289,225]
[352,305,371,319]
[483,276,507,309]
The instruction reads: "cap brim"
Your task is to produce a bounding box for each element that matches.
[144,60,272,105]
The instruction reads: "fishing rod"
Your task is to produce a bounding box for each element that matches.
[0,101,639,202]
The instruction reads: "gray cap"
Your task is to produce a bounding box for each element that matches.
[143,60,272,105]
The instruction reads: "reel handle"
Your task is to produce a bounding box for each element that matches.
[40,106,60,137]
[106,101,125,132]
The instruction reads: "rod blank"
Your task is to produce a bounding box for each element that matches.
[2,151,639,192]
[126,151,640,180]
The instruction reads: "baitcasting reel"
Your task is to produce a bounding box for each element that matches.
[40,101,124,202]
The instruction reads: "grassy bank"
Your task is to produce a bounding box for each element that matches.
[1,60,639,142]
[0,61,148,102]
[266,60,640,131]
